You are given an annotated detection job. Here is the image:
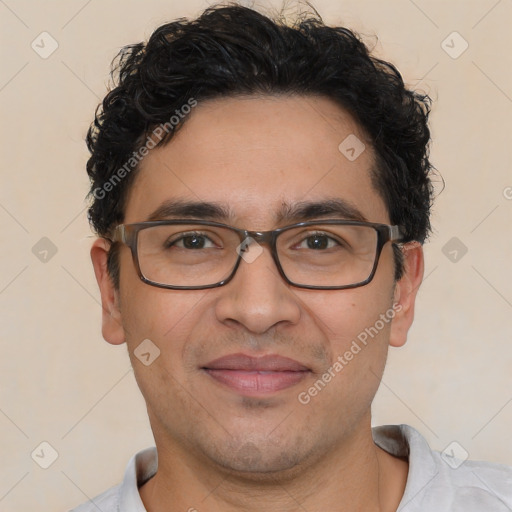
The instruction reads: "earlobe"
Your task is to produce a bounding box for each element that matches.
[90,238,126,345]
[389,243,424,348]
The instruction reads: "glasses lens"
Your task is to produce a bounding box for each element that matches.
[134,222,379,289]
[276,224,378,288]
[137,224,240,287]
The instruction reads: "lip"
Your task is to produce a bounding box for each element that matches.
[202,353,311,396]
[204,353,310,372]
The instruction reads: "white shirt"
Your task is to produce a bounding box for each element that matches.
[70,424,512,511]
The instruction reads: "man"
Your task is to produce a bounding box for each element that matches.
[73,3,512,511]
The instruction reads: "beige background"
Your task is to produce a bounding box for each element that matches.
[1,0,511,510]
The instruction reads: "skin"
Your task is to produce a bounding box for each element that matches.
[91,95,424,512]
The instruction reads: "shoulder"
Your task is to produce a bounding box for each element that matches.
[68,446,157,512]
[373,424,512,511]
[69,483,120,512]
[429,450,512,510]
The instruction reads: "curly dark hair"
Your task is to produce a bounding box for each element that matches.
[86,2,434,288]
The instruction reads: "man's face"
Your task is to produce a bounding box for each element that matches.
[95,95,419,477]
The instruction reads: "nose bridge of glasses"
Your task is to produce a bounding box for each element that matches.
[243,230,275,246]
[235,230,279,268]
[237,230,278,259]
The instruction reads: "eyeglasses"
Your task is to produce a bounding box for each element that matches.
[110,219,403,290]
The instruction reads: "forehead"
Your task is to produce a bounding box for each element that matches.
[124,95,389,226]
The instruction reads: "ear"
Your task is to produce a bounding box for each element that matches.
[389,243,424,348]
[90,238,126,345]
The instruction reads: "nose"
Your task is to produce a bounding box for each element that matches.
[214,240,301,334]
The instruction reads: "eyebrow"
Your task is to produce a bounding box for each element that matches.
[146,198,368,223]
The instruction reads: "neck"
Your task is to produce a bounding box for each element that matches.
[139,421,408,512]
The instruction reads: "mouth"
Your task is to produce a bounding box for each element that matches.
[201,353,311,396]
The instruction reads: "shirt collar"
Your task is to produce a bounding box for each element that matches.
[119,446,158,511]
[372,424,438,511]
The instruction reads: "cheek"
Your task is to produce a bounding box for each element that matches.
[294,299,393,442]
[118,247,198,337]
[118,253,207,371]
[119,287,207,414]
[121,288,203,343]
[299,289,395,415]
[309,244,396,334]
[301,277,396,404]
[309,283,395,351]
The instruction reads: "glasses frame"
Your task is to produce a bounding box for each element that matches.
[111,219,404,290]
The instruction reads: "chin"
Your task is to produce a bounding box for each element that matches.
[200,433,314,481]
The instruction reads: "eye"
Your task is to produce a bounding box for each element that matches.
[167,232,216,249]
[297,232,342,250]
